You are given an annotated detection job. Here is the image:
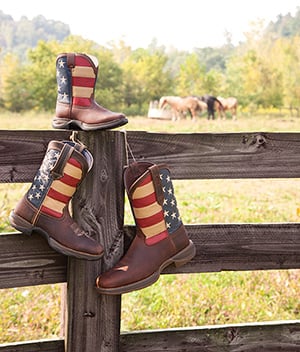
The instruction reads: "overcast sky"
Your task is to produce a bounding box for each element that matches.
[1,0,300,50]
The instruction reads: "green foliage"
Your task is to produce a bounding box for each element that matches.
[1,9,300,114]
[175,53,206,96]
[121,48,173,108]
[0,284,62,343]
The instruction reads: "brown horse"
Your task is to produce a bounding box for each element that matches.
[216,96,238,119]
[159,96,207,121]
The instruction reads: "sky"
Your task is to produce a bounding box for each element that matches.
[1,0,300,51]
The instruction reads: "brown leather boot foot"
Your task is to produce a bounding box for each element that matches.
[95,162,196,294]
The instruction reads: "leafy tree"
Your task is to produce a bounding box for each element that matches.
[175,53,206,96]
[121,48,173,113]
[270,36,300,108]
[194,46,233,72]
[94,49,125,111]
[226,48,283,109]
[24,41,59,111]
[1,53,35,111]
[1,36,126,112]
[202,69,225,96]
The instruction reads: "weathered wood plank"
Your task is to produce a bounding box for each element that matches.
[0,339,64,352]
[0,233,67,289]
[65,131,127,352]
[125,223,300,273]
[2,131,300,182]
[120,321,300,351]
[126,131,300,179]
[1,222,300,290]
[0,130,71,183]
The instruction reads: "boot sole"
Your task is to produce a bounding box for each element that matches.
[9,211,103,260]
[96,240,196,295]
[52,117,128,131]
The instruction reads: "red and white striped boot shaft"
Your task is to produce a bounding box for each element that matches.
[53,53,128,131]
[9,140,103,260]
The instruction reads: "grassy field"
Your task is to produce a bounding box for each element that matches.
[0,111,300,343]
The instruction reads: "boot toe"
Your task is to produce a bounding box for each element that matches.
[95,265,128,290]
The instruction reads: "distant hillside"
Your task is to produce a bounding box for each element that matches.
[0,10,70,57]
[1,7,300,62]
[265,7,300,38]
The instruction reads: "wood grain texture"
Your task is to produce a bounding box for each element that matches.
[1,222,299,290]
[2,131,300,181]
[0,130,71,183]
[65,131,127,352]
[0,233,67,289]
[126,131,300,179]
[125,223,300,273]
[0,339,64,352]
[120,321,300,351]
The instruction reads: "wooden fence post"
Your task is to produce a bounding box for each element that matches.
[65,130,127,352]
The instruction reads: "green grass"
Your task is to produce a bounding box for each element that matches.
[121,271,300,331]
[0,284,62,343]
[0,111,300,343]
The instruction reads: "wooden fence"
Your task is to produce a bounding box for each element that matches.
[0,129,300,351]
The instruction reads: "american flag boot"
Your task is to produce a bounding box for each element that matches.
[9,140,103,260]
[96,161,196,294]
[53,53,128,131]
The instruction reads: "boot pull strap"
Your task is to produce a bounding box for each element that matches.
[67,53,76,68]
[70,131,86,153]
[51,143,74,179]
[149,165,164,206]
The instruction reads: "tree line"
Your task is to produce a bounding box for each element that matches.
[0,8,300,116]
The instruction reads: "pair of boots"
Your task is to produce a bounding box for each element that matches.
[9,52,196,295]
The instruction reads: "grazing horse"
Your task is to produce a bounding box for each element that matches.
[216,96,238,119]
[159,96,206,121]
[194,95,224,120]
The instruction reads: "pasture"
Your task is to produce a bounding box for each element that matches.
[0,111,300,343]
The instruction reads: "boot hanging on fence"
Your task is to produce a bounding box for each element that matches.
[53,52,128,131]
[96,161,196,294]
[9,139,104,260]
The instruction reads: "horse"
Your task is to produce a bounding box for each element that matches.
[194,95,224,120]
[159,96,207,121]
[216,96,238,119]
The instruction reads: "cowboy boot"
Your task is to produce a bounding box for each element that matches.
[53,52,128,131]
[9,140,103,260]
[95,161,196,294]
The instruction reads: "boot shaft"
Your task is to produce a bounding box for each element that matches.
[26,140,93,220]
[124,162,183,245]
[56,53,98,108]
[54,52,128,130]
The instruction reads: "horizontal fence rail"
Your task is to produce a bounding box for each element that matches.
[2,130,300,182]
[126,131,300,179]
[1,222,300,290]
[120,321,300,352]
[0,130,300,351]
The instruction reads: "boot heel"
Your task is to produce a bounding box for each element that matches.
[173,241,196,268]
[9,211,34,236]
[52,117,72,130]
